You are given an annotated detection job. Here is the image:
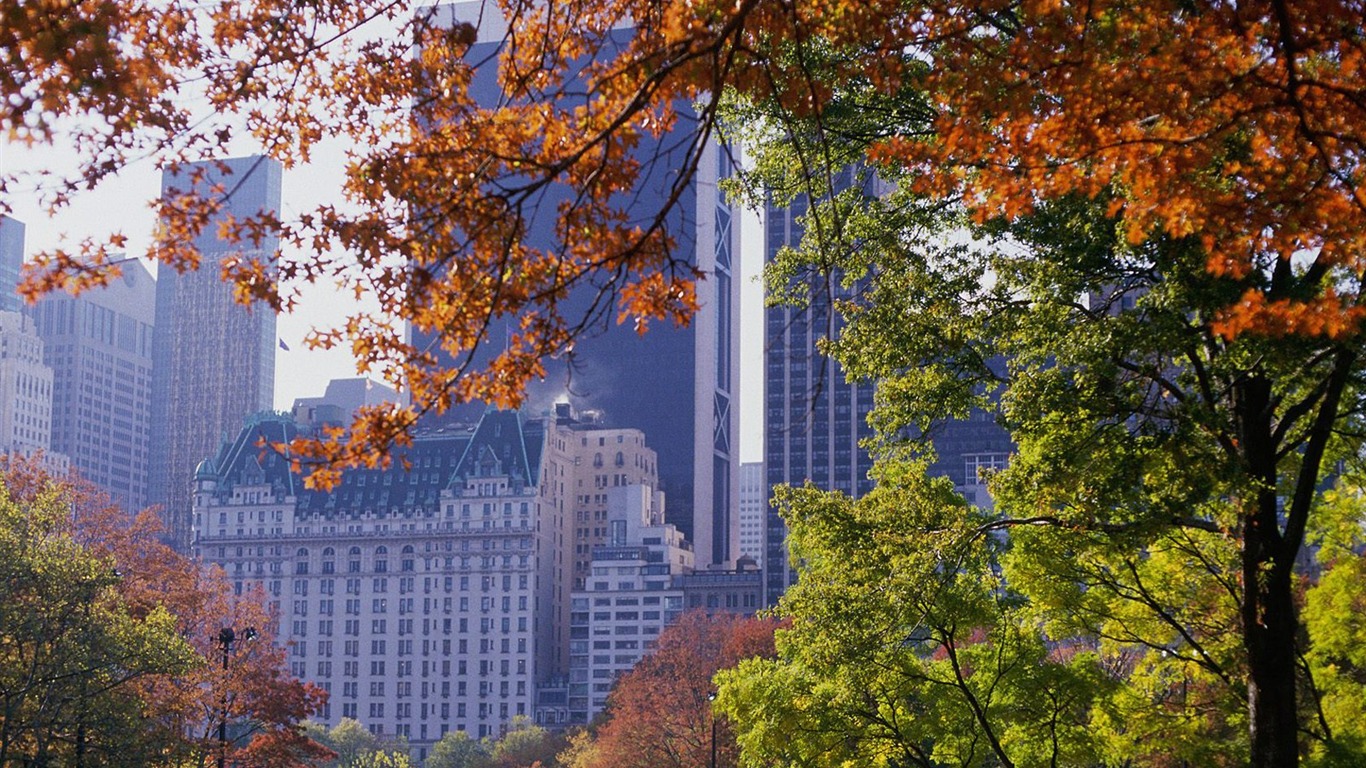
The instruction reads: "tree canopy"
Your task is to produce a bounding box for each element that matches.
[566,610,780,768]
[717,19,1366,764]
[0,458,328,766]
[9,0,1361,492]
[5,1,1366,765]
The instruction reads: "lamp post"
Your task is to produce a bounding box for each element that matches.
[707,691,717,768]
[216,626,257,768]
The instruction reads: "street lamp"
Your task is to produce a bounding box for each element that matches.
[707,691,717,768]
[216,626,257,768]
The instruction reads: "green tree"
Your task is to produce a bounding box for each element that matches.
[304,717,412,768]
[718,43,1366,761]
[486,716,562,768]
[717,465,1106,768]
[426,730,489,768]
[0,476,198,766]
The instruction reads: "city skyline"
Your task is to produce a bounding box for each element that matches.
[0,166,768,466]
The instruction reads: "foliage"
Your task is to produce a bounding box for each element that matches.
[0,457,328,766]
[716,466,1107,768]
[0,470,197,765]
[572,610,780,768]
[727,90,1364,768]
[303,718,382,767]
[13,0,1358,497]
[7,1,1366,764]
[484,716,563,768]
[426,729,489,768]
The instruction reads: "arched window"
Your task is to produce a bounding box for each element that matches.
[614,451,624,467]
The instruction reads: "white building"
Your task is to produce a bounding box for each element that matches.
[195,410,562,761]
[194,404,686,758]
[568,484,692,721]
[737,462,765,567]
[0,310,67,473]
[31,261,156,511]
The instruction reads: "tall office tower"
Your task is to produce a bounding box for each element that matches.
[149,155,281,549]
[32,261,156,511]
[0,311,56,456]
[762,191,878,605]
[195,410,563,760]
[762,190,1013,605]
[0,215,24,312]
[736,461,765,567]
[423,2,741,569]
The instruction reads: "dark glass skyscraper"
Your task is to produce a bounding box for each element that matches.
[762,187,1013,605]
[761,191,879,605]
[418,2,741,568]
[148,155,281,549]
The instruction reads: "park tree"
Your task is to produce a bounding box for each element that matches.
[425,729,489,768]
[304,718,382,767]
[721,34,1365,768]
[0,471,197,766]
[484,716,564,768]
[0,457,329,767]
[575,610,780,768]
[715,466,1110,768]
[6,1,1366,765]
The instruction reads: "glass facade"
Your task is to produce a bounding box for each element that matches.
[148,155,281,549]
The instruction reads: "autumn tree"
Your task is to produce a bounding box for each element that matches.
[571,610,779,768]
[0,471,197,766]
[6,1,1366,765]
[727,39,1363,768]
[0,457,329,767]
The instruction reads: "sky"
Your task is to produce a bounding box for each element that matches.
[0,140,767,463]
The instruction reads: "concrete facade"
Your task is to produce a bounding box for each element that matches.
[195,410,559,761]
[568,484,693,722]
[0,311,55,457]
[31,261,156,511]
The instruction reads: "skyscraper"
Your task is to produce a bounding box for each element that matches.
[420,2,742,569]
[0,310,55,457]
[737,461,765,567]
[0,215,24,312]
[148,155,281,549]
[761,190,879,604]
[762,188,1013,605]
[32,260,156,511]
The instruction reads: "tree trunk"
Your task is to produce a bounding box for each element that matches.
[1244,536,1299,768]
[1237,375,1299,768]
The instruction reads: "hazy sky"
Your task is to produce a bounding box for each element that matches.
[0,140,766,463]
